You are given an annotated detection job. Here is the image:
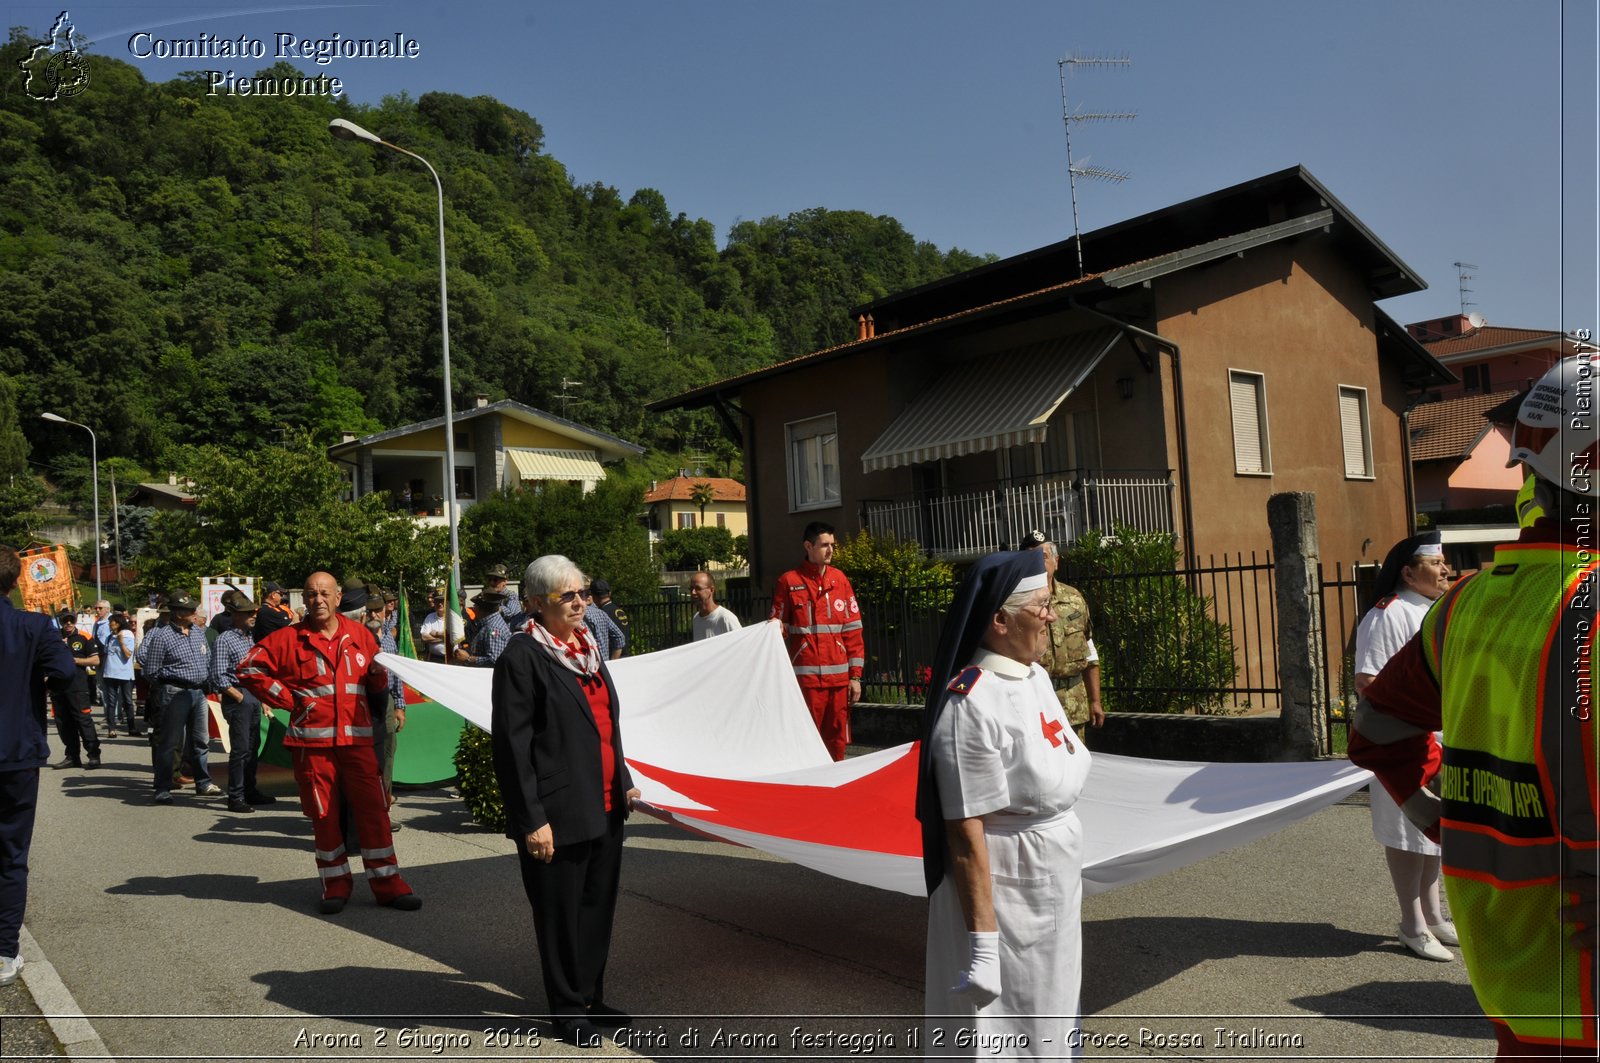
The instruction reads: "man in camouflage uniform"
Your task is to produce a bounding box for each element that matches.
[1021,531,1104,734]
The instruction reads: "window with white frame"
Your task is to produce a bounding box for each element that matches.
[787,414,841,511]
[1338,385,1374,478]
[1228,370,1271,475]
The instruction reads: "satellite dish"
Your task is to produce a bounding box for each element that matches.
[1467,312,1486,329]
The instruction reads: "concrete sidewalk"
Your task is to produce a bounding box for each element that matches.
[8,734,1493,1060]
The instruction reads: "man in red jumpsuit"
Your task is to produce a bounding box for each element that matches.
[238,571,421,915]
[770,521,864,760]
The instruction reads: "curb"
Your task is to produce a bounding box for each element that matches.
[19,925,113,1062]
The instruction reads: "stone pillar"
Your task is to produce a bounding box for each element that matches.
[1268,492,1326,759]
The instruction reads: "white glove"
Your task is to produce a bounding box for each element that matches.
[950,931,1001,1006]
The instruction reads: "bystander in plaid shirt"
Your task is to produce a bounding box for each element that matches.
[137,621,210,687]
[209,626,254,695]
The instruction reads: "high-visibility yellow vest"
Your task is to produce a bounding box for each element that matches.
[1516,474,1545,528]
[1424,540,1598,1046]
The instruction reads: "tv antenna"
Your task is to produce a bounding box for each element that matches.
[557,377,585,419]
[1058,52,1134,277]
[1452,261,1479,318]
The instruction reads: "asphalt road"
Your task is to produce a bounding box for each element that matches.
[7,735,1494,1061]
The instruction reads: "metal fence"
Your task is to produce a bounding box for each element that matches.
[1061,553,1279,714]
[861,469,1174,561]
[1317,560,1382,750]
[623,554,1375,739]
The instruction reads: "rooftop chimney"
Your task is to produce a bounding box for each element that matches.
[475,393,489,408]
[340,431,357,444]
[857,314,869,341]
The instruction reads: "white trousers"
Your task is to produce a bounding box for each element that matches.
[925,811,1083,1059]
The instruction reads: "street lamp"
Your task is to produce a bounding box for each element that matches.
[328,117,463,631]
[41,411,100,603]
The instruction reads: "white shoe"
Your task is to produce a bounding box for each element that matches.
[1398,926,1454,962]
[1427,920,1459,946]
[0,954,22,986]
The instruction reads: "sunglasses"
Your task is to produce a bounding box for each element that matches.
[544,589,588,606]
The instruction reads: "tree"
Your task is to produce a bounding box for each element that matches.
[0,374,45,545]
[136,433,448,594]
[689,481,715,524]
[658,525,734,572]
[458,476,656,604]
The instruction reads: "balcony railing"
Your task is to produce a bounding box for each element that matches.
[861,469,1175,559]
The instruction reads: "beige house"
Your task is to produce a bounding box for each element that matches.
[330,396,644,526]
[643,476,749,540]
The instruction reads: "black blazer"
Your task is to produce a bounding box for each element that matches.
[490,633,634,847]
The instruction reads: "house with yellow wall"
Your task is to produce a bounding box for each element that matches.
[643,475,748,541]
[330,396,644,526]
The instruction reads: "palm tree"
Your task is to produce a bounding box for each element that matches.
[690,481,716,526]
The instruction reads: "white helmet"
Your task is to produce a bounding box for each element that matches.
[1507,355,1599,498]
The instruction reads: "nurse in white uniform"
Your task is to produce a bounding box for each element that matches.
[916,551,1093,1059]
[1352,531,1455,962]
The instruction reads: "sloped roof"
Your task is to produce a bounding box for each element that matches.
[1414,326,1569,360]
[653,166,1446,413]
[643,476,747,504]
[328,399,643,461]
[854,164,1424,328]
[1408,390,1518,462]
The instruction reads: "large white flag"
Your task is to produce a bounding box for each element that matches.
[381,621,1370,896]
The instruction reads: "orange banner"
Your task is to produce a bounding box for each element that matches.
[19,544,74,615]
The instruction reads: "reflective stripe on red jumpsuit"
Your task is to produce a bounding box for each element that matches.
[238,615,413,902]
[771,562,864,760]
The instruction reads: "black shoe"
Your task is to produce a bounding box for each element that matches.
[227,799,257,814]
[85,754,101,769]
[152,791,173,805]
[587,1002,632,1027]
[382,892,422,911]
[389,818,403,832]
[319,896,348,915]
[244,791,277,806]
[555,1018,604,1048]
[51,757,81,770]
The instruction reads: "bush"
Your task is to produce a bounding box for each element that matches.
[1063,526,1238,714]
[453,723,506,831]
[659,525,735,571]
[831,528,956,604]
[833,529,956,705]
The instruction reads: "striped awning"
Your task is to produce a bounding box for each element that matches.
[860,329,1121,473]
[505,448,606,483]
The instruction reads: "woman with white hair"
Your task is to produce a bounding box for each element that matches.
[916,550,1093,1057]
[490,555,639,1050]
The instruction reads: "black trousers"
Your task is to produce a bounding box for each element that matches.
[50,692,100,763]
[0,769,39,959]
[515,813,625,1018]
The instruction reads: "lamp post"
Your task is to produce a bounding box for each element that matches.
[41,411,100,603]
[328,117,463,635]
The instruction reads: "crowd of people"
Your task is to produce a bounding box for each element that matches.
[4,358,1587,1057]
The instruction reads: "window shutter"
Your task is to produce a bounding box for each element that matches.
[1230,373,1264,473]
[1339,388,1369,477]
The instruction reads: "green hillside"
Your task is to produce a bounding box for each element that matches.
[3,33,992,491]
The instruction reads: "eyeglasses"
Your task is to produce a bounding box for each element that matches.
[544,589,588,606]
[1018,601,1055,620]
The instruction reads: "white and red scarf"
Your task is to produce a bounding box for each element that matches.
[523,616,600,678]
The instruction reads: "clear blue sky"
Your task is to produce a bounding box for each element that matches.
[21,0,1599,334]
